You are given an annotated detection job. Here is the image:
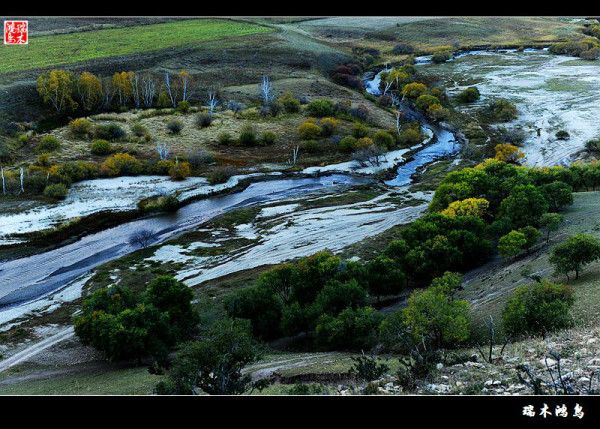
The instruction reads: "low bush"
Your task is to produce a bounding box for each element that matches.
[278,92,301,113]
[167,119,184,134]
[238,125,257,146]
[555,130,570,140]
[260,131,277,145]
[100,153,143,176]
[43,183,68,200]
[68,118,93,137]
[306,99,336,117]
[298,120,322,140]
[37,135,61,152]
[169,161,191,181]
[90,139,113,155]
[217,132,233,145]
[195,112,212,128]
[208,166,237,185]
[176,100,191,113]
[457,86,481,103]
[94,123,126,141]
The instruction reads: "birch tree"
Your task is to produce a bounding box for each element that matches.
[260,76,274,105]
[141,74,157,108]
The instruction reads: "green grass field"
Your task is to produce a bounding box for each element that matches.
[0,19,273,74]
[0,366,163,395]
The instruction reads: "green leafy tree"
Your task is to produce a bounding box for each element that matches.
[401,278,471,349]
[549,233,600,280]
[315,307,383,351]
[498,230,527,258]
[312,279,368,316]
[499,184,549,228]
[502,280,574,338]
[541,181,573,212]
[37,69,78,113]
[540,212,564,243]
[364,256,406,301]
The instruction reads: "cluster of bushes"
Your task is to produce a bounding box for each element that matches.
[225,251,401,350]
[74,276,199,363]
[479,98,518,123]
[549,37,600,60]
[330,63,364,90]
[216,125,276,147]
[456,86,481,103]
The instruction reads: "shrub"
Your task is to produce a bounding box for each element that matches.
[129,229,155,247]
[397,127,423,146]
[217,132,233,145]
[373,130,395,149]
[238,125,257,146]
[260,131,276,145]
[69,118,93,137]
[187,149,213,168]
[176,100,191,113]
[392,43,415,55]
[356,137,374,149]
[338,136,358,153]
[169,161,191,181]
[494,143,525,163]
[167,119,184,134]
[37,135,61,152]
[457,86,481,103]
[100,153,143,176]
[555,130,570,140]
[94,123,126,141]
[278,92,301,113]
[298,120,322,140]
[320,117,338,137]
[195,112,212,128]
[306,99,335,117]
[302,140,321,154]
[427,104,450,122]
[154,319,258,395]
[36,153,51,167]
[131,123,149,138]
[585,139,600,154]
[90,139,113,155]
[208,166,237,185]
[350,104,369,121]
[352,122,370,138]
[483,99,518,122]
[401,82,428,99]
[43,183,68,200]
[415,94,441,111]
[431,49,452,63]
[312,279,368,316]
[349,353,389,382]
[502,280,574,338]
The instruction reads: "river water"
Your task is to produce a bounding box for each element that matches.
[0,69,461,313]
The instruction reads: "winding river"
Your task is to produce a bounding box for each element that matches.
[0,70,460,316]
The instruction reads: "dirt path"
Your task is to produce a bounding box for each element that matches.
[0,326,74,373]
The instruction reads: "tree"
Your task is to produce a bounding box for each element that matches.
[312,279,368,315]
[364,256,406,301]
[260,76,274,106]
[415,94,440,111]
[401,277,470,349]
[401,82,428,99]
[550,233,600,280]
[76,71,102,111]
[540,212,563,243]
[519,226,542,253]
[144,275,198,341]
[315,306,383,351]
[37,69,78,113]
[128,228,155,248]
[224,283,283,340]
[155,319,260,395]
[499,184,549,228]
[440,197,489,218]
[494,143,525,164]
[502,280,574,338]
[541,181,573,212]
[112,71,134,106]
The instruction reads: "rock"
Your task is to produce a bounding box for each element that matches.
[586,338,596,344]
[436,363,444,370]
[579,377,590,384]
[542,358,557,366]
[588,358,600,365]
